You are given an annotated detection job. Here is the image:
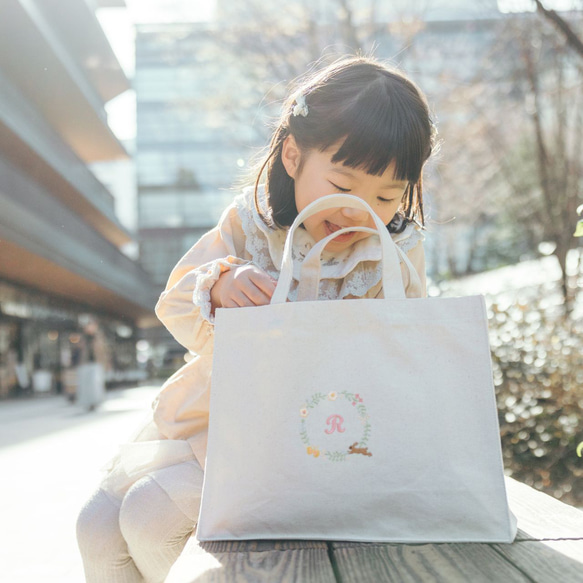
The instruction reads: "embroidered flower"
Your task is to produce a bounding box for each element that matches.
[300,408,309,418]
[355,394,363,403]
[328,391,337,401]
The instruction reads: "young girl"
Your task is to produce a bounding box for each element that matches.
[76,55,435,582]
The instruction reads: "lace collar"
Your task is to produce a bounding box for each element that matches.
[235,186,424,298]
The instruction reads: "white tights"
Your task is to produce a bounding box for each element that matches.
[76,461,202,583]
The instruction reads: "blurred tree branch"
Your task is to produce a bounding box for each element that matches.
[207,0,431,143]
[534,0,583,58]
[480,14,583,309]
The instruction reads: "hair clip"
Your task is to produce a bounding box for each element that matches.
[292,94,309,117]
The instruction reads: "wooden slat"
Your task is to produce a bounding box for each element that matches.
[492,540,583,583]
[197,540,329,552]
[505,477,583,541]
[165,536,337,583]
[329,542,532,583]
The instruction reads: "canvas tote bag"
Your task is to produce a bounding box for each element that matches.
[198,194,517,543]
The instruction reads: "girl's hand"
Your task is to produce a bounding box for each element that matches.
[211,264,277,309]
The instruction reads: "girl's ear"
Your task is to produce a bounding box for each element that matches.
[281,135,302,179]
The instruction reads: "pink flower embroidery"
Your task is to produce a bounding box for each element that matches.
[355,394,363,403]
[300,408,309,418]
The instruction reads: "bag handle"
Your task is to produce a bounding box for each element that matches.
[271,194,420,304]
[296,225,421,301]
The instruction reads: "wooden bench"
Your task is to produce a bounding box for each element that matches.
[165,477,583,582]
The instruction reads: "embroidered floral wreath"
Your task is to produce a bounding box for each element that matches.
[299,391,372,462]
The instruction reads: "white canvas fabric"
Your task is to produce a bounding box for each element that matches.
[198,194,517,543]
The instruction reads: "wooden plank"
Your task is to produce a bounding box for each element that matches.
[505,477,583,541]
[166,536,337,583]
[195,540,329,552]
[492,540,583,583]
[329,542,532,582]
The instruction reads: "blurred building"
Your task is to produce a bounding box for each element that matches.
[0,0,158,398]
[135,23,250,289]
[134,22,260,364]
[215,0,501,25]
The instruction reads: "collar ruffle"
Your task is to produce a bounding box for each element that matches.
[235,186,424,299]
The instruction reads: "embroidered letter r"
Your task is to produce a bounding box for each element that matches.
[325,414,345,434]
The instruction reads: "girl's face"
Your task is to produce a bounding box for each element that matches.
[282,136,408,251]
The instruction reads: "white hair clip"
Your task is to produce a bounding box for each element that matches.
[292,94,309,117]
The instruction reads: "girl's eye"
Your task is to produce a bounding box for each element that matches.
[329,181,351,192]
[378,197,396,203]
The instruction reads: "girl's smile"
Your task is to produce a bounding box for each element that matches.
[281,136,408,250]
[324,220,357,243]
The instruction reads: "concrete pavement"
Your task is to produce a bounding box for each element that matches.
[0,384,161,583]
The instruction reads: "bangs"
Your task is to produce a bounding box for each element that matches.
[323,78,430,181]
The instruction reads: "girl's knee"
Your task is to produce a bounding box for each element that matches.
[76,488,125,559]
[119,475,194,550]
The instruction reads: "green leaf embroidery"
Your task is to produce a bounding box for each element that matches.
[325,451,347,462]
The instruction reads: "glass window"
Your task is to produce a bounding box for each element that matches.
[139,191,235,228]
[136,145,246,189]
[140,229,207,285]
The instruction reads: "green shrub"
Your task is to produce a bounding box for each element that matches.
[485,285,583,507]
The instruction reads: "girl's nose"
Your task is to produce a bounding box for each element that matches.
[340,206,369,222]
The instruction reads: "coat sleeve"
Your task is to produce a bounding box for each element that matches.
[154,203,250,355]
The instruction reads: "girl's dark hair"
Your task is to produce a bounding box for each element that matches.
[254,56,436,233]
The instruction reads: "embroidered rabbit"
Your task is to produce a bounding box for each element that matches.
[348,442,372,457]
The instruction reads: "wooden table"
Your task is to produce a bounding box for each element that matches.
[165,478,583,582]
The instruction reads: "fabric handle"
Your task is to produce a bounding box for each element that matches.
[296,226,420,301]
[271,194,420,304]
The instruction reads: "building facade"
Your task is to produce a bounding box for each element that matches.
[135,23,252,289]
[0,0,158,397]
